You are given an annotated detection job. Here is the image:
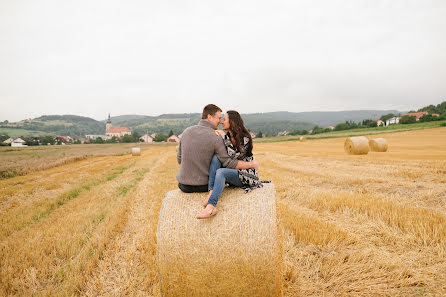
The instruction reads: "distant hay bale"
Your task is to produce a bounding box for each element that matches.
[131,147,141,156]
[369,138,388,152]
[299,136,307,142]
[156,183,282,297]
[344,136,370,155]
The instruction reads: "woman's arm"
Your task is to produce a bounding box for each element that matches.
[236,159,259,170]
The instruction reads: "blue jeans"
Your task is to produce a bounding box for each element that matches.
[208,155,243,207]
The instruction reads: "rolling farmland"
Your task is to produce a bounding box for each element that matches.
[1,127,445,296]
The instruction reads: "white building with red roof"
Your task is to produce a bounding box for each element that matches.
[105,114,131,137]
[402,111,427,121]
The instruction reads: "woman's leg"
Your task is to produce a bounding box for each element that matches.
[207,168,243,207]
[203,155,222,207]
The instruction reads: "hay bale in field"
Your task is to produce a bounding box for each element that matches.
[131,147,141,156]
[369,138,388,152]
[344,136,370,155]
[299,136,307,142]
[156,183,282,297]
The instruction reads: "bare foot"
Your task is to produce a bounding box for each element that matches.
[197,204,217,219]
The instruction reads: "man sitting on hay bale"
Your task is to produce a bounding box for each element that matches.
[176,104,260,219]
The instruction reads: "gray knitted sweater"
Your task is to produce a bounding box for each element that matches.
[176,120,238,186]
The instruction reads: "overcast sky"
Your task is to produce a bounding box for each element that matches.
[1,0,445,122]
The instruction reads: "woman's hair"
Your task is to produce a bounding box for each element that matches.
[227,110,253,156]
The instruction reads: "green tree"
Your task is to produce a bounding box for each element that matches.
[0,134,10,142]
[419,114,434,122]
[399,115,416,124]
[153,134,168,142]
[168,130,174,137]
[95,137,104,144]
[121,135,136,143]
[257,131,263,138]
[380,113,396,122]
[311,126,326,134]
[42,135,55,145]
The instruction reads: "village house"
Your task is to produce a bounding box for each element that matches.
[86,135,111,141]
[11,138,27,147]
[105,114,131,137]
[2,137,14,144]
[56,136,72,144]
[402,111,427,121]
[277,131,289,136]
[249,132,256,139]
[385,117,400,126]
[167,135,180,143]
[139,134,153,143]
[327,125,335,130]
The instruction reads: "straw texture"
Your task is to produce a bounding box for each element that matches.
[299,136,307,142]
[156,183,282,297]
[369,138,388,152]
[344,136,370,155]
[131,147,141,156]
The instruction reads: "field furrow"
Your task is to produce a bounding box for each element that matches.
[1,129,445,296]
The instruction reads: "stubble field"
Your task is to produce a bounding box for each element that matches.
[1,127,445,296]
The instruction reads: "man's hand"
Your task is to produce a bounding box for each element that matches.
[215,130,226,136]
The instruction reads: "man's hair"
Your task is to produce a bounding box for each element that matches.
[201,104,222,119]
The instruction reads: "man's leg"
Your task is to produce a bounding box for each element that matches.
[178,183,208,193]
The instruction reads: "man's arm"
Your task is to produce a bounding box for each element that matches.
[176,141,181,164]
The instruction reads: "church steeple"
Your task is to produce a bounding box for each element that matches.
[106,113,112,132]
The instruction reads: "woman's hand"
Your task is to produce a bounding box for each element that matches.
[251,160,259,170]
[215,130,226,136]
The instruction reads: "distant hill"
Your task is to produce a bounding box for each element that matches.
[281,110,402,127]
[100,114,151,124]
[5,105,445,137]
[0,115,104,137]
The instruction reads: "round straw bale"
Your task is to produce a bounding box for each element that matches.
[156,183,282,297]
[299,136,307,142]
[131,147,141,156]
[344,136,370,155]
[369,138,388,152]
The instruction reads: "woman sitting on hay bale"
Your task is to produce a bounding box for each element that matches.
[197,110,263,219]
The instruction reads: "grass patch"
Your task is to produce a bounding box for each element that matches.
[117,166,152,196]
[22,162,134,227]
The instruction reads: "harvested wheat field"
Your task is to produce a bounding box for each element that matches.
[1,127,445,296]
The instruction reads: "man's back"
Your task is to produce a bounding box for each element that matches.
[176,120,237,186]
